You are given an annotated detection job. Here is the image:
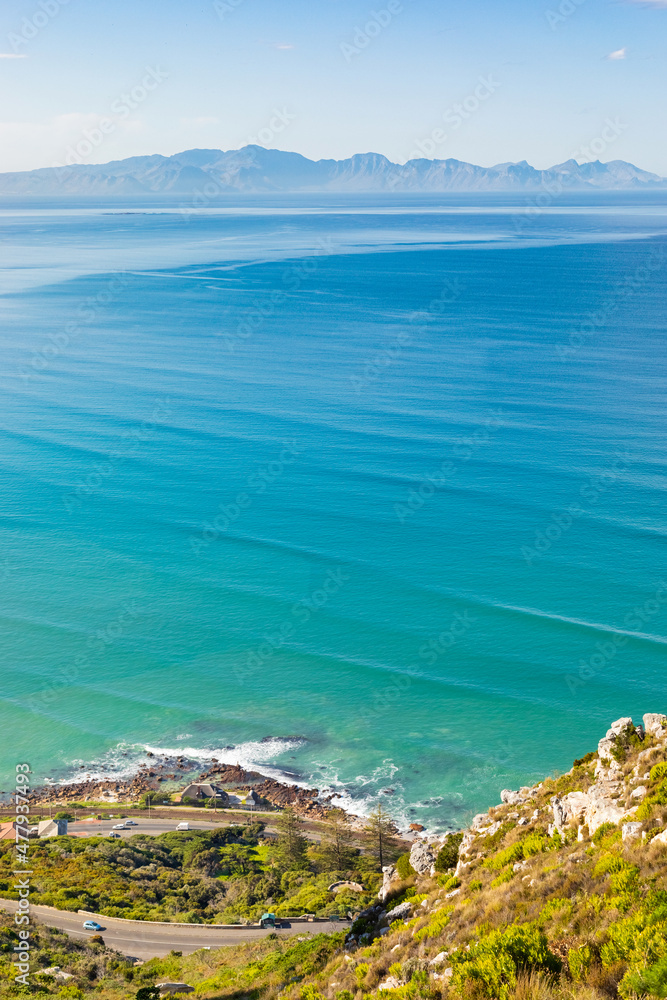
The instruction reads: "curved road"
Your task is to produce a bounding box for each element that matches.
[0,900,348,961]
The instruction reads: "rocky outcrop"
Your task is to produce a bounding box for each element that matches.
[500,785,539,806]
[409,840,437,877]
[379,865,400,903]
[550,791,589,834]
[584,779,631,834]
[643,714,667,738]
[596,717,635,770]
[385,901,412,922]
[622,822,643,842]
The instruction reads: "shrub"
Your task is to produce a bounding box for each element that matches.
[573,752,596,767]
[622,953,667,999]
[484,841,525,872]
[354,963,369,986]
[568,944,593,982]
[435,832,464,872]
[469,880,483,893]
[650,763,667,783]
[491,868,515,889]
[451,923,560,1000]
[300,986,326,1000]
[440,875,461,892]
[395,853,416,880]
[413,905,453,942]
[593,823,618,846]
[522,833,547,858]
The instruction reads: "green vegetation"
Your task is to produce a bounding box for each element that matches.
[0,814,380,925]
[3,731,667,1000]
[433,832,463,873]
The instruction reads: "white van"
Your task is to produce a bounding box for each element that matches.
[176,822,189,831]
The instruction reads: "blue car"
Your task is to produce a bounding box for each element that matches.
[83,921,104,932]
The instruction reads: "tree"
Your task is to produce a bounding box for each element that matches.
[273,809,309,871]
[365,802,397,870]
[434,831,464,872]
[317,810,358,872]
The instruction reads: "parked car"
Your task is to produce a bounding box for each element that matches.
[176,822,189,831]
[83,921,104,932]
[112,823,126,830]
[108,832,121,839]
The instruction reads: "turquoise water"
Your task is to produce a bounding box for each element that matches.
[1,194,666,832]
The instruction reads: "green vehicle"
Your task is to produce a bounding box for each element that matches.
[259,912,279,929]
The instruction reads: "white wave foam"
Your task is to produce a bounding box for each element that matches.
[56,736,309,788]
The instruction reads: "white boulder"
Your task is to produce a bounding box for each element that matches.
[551,791,589,833]
[379,976,403,991]
[409,840,436,876]
[622,822,643,842]
[643,714,667,738]
[386,901,413,922]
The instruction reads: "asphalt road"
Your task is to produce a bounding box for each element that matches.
[67,817,228,839]
[0,899,348,961]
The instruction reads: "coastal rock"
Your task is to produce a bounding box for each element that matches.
[551,791,589,834]
[378,977,403,991]
[622,822,643,842]
[584,781,628,834]
[609,717,634,736]
[409,840,436,876]
[631,785,647,800]
[472,813,490,830]
[500,789,526,805]
[597,716,636,771]
[643,713,667,738]
[430,952,448,966]
[385,901,412,922]
[379,865,400,903]
[651,828,667,846]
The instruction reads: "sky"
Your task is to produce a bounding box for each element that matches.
[0,0,666,175]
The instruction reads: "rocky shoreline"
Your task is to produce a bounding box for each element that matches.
[26,754,346,823]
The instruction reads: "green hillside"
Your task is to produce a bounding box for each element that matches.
[3,714,667,1000]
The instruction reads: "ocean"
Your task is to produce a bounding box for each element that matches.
[1,192,666,832]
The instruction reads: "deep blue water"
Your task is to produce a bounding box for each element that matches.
[1,194,666,831]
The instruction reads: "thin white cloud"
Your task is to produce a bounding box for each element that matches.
[606,47,627,59]
[0,53,27,58]
[274,43,295,49]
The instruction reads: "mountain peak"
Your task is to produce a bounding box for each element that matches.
[0,148,663,195]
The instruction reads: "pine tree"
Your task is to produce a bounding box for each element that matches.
[365,802,396,870]
[273,808,309,871]
[318,809,358,872]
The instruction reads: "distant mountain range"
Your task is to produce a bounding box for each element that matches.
[1,146,665,195]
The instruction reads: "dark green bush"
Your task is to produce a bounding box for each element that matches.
[395,853,416,879]
[435,831,464,871]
